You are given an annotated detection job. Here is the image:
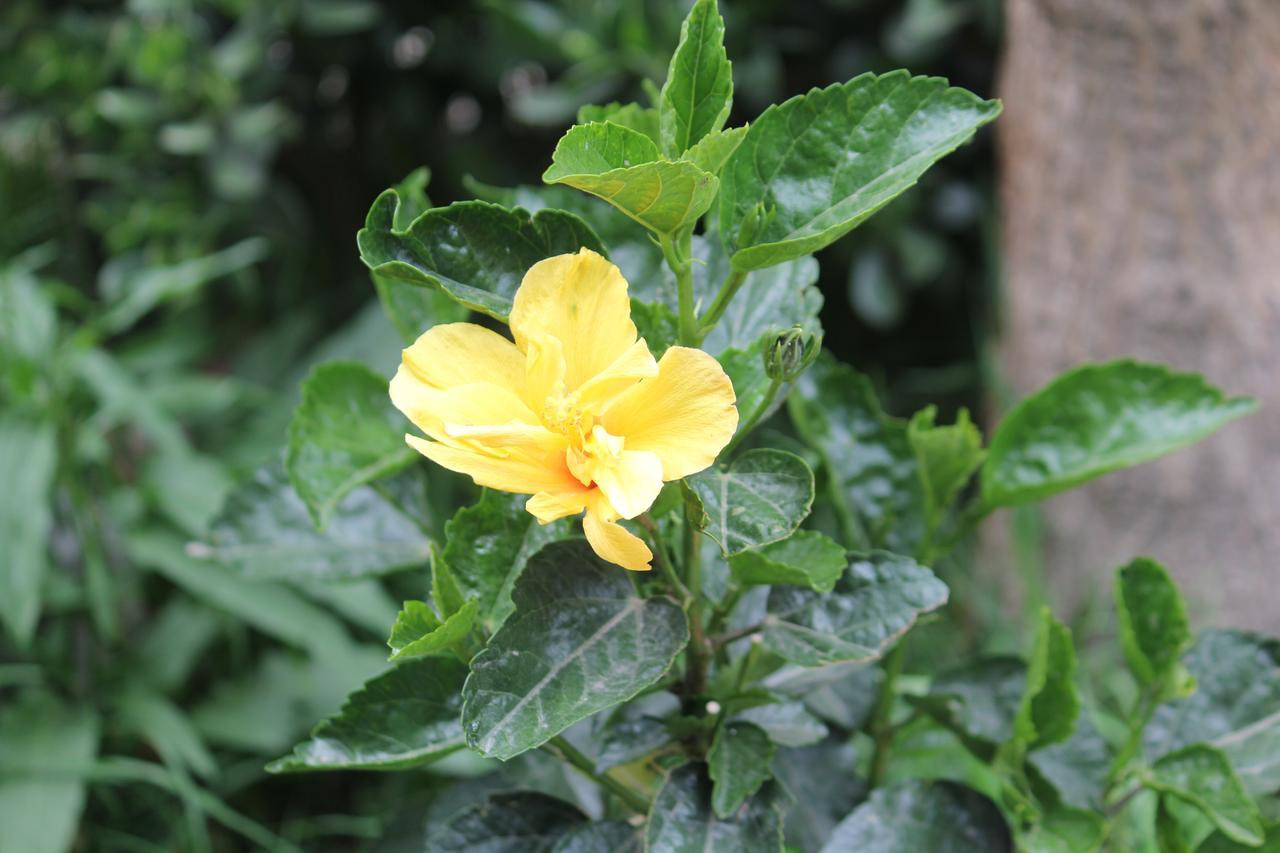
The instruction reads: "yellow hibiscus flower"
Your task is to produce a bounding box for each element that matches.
[389,248,739,571]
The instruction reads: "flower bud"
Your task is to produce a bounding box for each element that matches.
[764,325,822,381]
[735,200,776,251]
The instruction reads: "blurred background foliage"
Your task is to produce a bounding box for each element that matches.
[0,0,1000,849]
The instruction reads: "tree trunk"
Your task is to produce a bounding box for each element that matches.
[994,0,1280,630]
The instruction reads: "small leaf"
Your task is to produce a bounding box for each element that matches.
[1013,607,1078,751]
[462,540,688,760]
[658,0,733,155]
[646,763,785,852]
[0,417,56,645]
[686,448,815,556]
[720,72,1000,271]
[908,406,985,526]
[1115,557,1193,693]
[982,360,1255,507]
[820,780,1010,853]
[431,544,467,621]
[387,600,477,661]
[577,101,660,144]
[424,791,585,852]
[686,126,748,175]
[268,657,468,773]
[1147,745,1264,847]
[709,722,777,818]
[763,551,948,667]
[729,530,847,593]
[358,196,604,321]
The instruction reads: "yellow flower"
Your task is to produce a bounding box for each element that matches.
[390,248,738,571]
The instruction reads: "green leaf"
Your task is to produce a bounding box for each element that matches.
[820,780,1010,852]
[358,196,604,321]
[1030,719,1112,812]
[731,701,828,748]
[909,657,1026,758]
[646,763,785,852]
[425,792,585,852]
[389,166,433,228]
[658,0,733,155]
[1198,824,1280,853]
[1019,807,1106,853]
[686,448,815,556]
[268,657,468,773]
[552,820,642,853]
[116,688,216,779]
[141,449,233,537]
[374,275,470,345]
[1013,607,1078,750]
[1146,745,1263,847]
[982,360,1256,507]
[729,530,847,593]
[720,72,1000,271]
[709,722,777,818]
[577,101,660,145]
[687,126,748,176]
[0,417,56,645]
[200,466,431,581]
[431,544,468,621]
[462,540,688,760]
[772,740,866,850]
[442,490,574,632]
[542,122,718,235]
[286,361,416,529]
[763,551,948,667]
[1115,557,1193,693]
[387,599,478,661]
[0,696,99,853]
[908,406,985,526]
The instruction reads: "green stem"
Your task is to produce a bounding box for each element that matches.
[639,514,688,601]
[682,506,709,699]
[546,736,650,813]
[1108,688,1160,789]
[722,376,783,457]
[867,644,905,789]
[661,231,698,346]
[698,268,749,339]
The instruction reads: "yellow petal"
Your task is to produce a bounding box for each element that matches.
[592,449,664,520]
[583,505,653,571]
[405,435,580,495]
[390,367,538,438]
[603,346,738,481]
[401,323,524,393]
[508,249,637,390]
[526,490,588,523]
[523,332,567,410]
[573,338,659,411]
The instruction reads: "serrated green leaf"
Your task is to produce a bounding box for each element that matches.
[686,448,814,556]
[908,406,985,527]
[1147,745,1263,847]
[576,101,660,145]
[709,722,776,818]
[1115,557,1193,693]
[442,490,574,632]
[268,657,468,773]
[820,780,1010,853]
[646,763,785,852]
[462,540,688,760]
[0,417,56,645]
[1013,607,1078,750]
[658,0,733,155]
[358,196,604,321]
[729,530,847,593]
[387,599,477,661]
[982,360,1255,507]
[551,820,642,853]
[763,551,948,667]
[686,125,747,175]
[286,361,416,529]
[424,791,585,852]
[720,72,999,270]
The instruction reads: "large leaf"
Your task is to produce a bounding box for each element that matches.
[709,721,776,818]
[729,530,847,593]
[820,780,1010,853]
[686,449,815,556]
[982,360,1256,507]
[0,697,99,853]
[1013,607,1078,751]
[1115,557,1192,693]
[658,0,733,155]
[462,540,688,760]
[552,820,642,853]
[358,196,604,321]
[200,466,431,581]
[646,763,785,852]
[387,599,478,661]
[424,792,586,852]
[268,657,468,772]
[1147,745,1263,847]
[763,551,947,667]
[0,417,55,645]
[441,490,574,632]
[542,122,718,235]
[772,739,865,851]
[286,361,416,528]
[720,72,1000,270]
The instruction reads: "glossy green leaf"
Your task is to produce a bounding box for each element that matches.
[908,406,984,526]
[1013,607,1078,750]
[577,101,660,145]
[286,361,416,528]
[424,791,585,852]
[358,195,604,321]
[646,763,785,852]
[820,780,1010,852]
[772,739,866,850]
[595,703,676,773]
[542,122,718,235]
[686,448,815,556]
[442,490,574,632]
[687,126,748,176]
[200,466,431,581]
[658,0,732,155]
[982,360,1256,507]
[462,540,688,760]
[729,530,847,593]
[552,821,642,853]
[1147,745,1263,847]
[1115,557,1193,693]
[720,72,1000,270]
[763,551,948,667]
[387,599,477,661]
[731,701,828,748]
[268,657,468,773]
[0,697,99,853]
[709,722,776,818]
[388,166,432,228]
[0,417,56,645]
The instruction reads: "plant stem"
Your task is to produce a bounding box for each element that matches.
[661,231,698,346]
[639,514,688,601]
[682,506,709,699]
[722,375,783,457]
[867,643,905,789]
[698,268,749,338]
[546,736,650,814]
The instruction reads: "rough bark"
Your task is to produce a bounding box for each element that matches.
[994,0,1280,630]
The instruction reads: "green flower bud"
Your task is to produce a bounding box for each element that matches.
[764,325,822,381]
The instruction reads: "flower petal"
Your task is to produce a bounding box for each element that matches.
[592,449,664,520]
[526,490,589,523]
[603,346,738,481]
[508,249,637,391]
[402,323,524,393]
[573,338,659,411]
[390,368,538,439]
[523,332,567,410]
[583,506,653,571]
[405,435,580,495]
